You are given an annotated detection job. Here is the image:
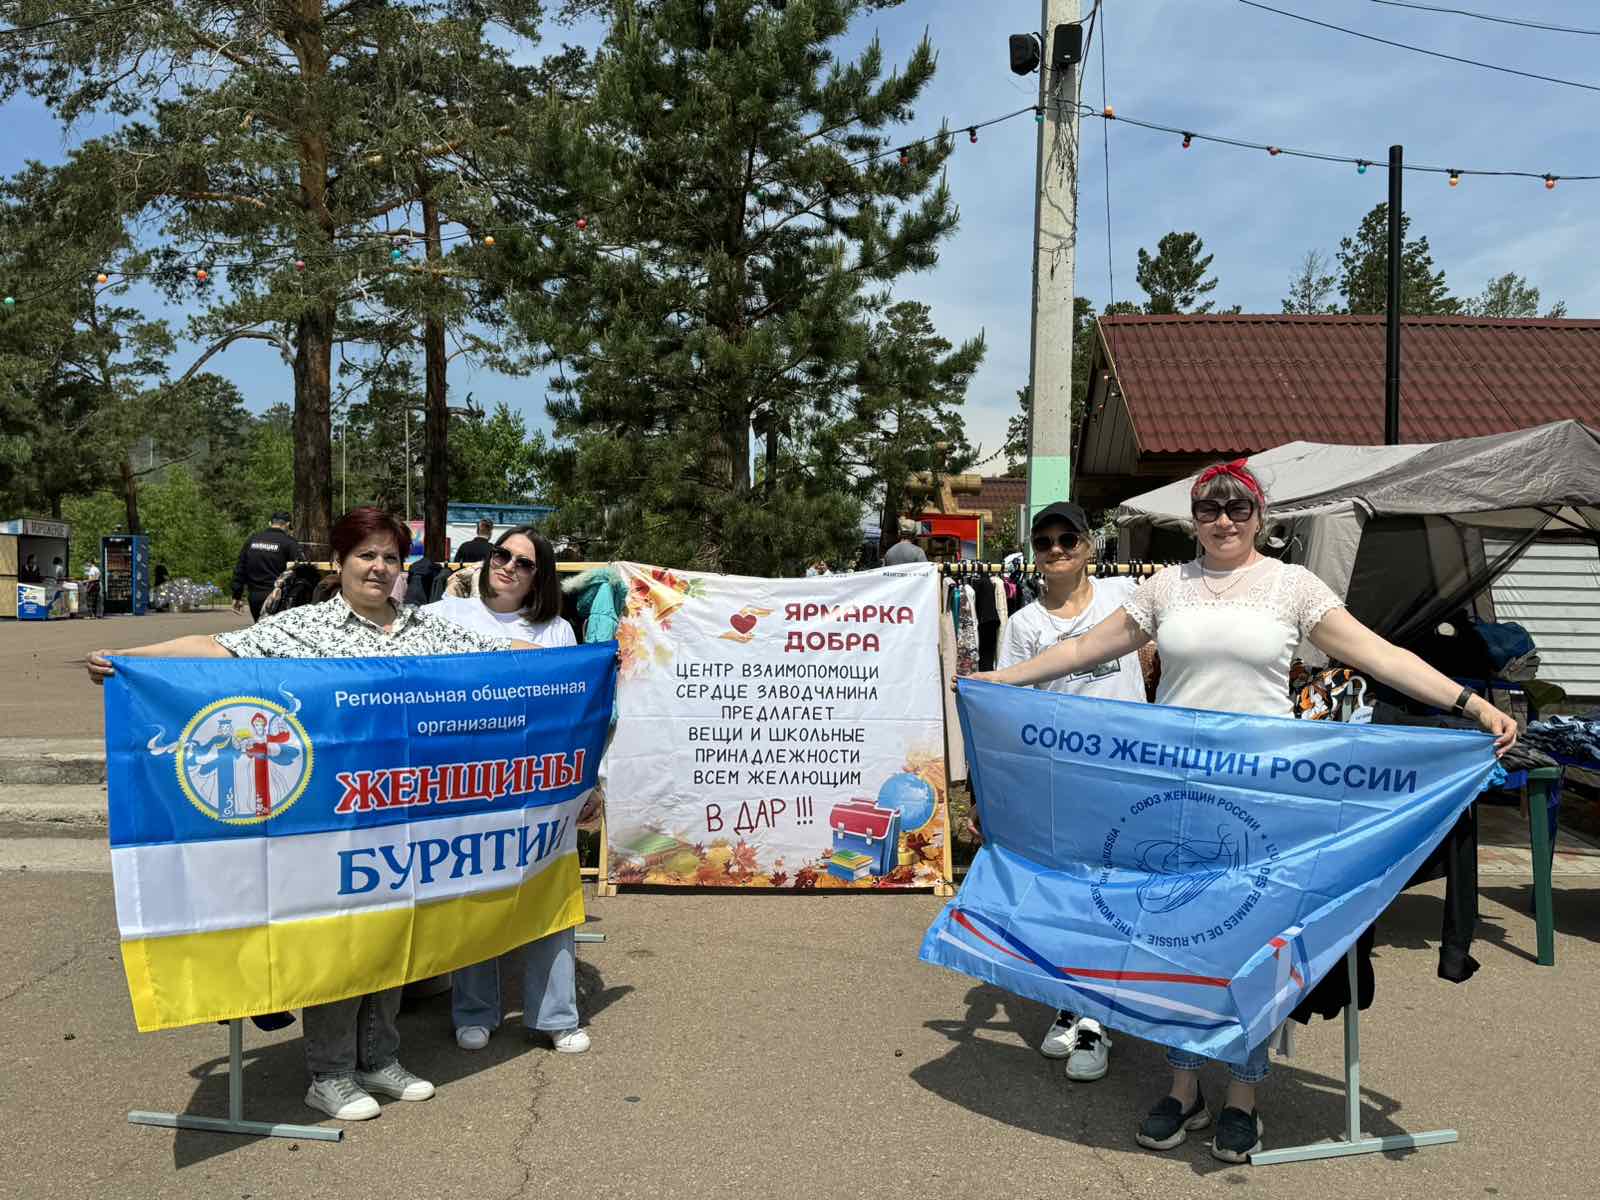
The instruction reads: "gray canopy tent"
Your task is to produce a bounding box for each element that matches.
[1114,420,1600,654]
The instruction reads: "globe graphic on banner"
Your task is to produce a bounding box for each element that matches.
[878,771,936,832]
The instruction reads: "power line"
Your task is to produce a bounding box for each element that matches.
[1237,0,1600,93]
[1368,0,1600,36]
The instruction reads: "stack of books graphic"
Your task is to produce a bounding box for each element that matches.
[827,849,875,882]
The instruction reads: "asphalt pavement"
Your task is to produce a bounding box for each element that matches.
[3,861,1597,1200]
[4,612,1597,1199]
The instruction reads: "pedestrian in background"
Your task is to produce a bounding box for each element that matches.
[232,512,302,621]
[453,518,496,565]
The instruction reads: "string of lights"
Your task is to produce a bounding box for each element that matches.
[5,94,1598,311]
[1081,102,1600,186]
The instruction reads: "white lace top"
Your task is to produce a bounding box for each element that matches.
[1122,559,1344,718]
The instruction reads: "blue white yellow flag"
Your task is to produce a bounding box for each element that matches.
[105,647,616,1032]
[920,681,1495,1065]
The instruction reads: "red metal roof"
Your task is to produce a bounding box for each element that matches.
[1098,314,1600,455]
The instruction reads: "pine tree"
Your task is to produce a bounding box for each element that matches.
[1136,232,1218,315]
[1465,272,1566,319]
[503,0,961,573]
[1336,203,1460,315]
[0,3,551,545]
[823,301,983,554]
[1281,249,1338,314]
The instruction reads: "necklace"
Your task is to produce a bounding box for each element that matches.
[1196,557,1260,599]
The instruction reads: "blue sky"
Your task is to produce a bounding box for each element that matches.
[4,1,1596,468]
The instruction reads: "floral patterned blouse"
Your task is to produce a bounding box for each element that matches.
[214,593,512,659]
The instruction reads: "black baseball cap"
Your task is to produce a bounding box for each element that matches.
[271,510,292,524]
[1030,501,1091,534]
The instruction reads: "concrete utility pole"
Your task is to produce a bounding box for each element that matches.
[1025,0,1083,524]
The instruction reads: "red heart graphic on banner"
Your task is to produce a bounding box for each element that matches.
[730,613,757,635]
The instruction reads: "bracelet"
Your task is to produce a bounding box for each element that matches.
[1449,687,1475,718]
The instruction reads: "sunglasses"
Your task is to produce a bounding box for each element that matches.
[489,547,538,575]
[1191,499,1258,524]
[1031,531,1084,554]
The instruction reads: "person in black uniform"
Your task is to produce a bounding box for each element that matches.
[232,512,302,621]
[453,518,496,565]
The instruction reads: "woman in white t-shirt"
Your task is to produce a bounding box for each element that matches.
[422,528,591,1055]
[997,501,1145,1083]
[968,461,1517,1164]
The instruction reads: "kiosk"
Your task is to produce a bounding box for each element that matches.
[0,517,71,620]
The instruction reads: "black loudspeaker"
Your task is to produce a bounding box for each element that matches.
[1009,33,1041,76]
[1051,22,1083,70]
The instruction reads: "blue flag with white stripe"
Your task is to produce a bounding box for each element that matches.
[919,680,1495,1065]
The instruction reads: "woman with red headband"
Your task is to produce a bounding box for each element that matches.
[966,458,1516,1163]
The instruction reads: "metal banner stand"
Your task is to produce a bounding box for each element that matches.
[128,1020,342,1142]
[1252,947,1457,1166]
[574,932,606,944]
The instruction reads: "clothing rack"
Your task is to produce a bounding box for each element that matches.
[937,559,1180,579]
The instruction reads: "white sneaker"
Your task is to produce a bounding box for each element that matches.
[456,1025,491,1051]
[550,1027,591,1054]
[305,1076,380,1121]
[1064,1018,1112,1082]
[355,1061,435,1101]
[1039,1011,1078,1059]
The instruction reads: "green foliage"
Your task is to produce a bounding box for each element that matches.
[1337,204,1460,315]
[448,403,547,505]
[1281,249,1339,314]
[1465,272,1567,319]
[504,0,961,574]
[0,2,555,542]
[65,467,242,589]
[1136,232,1218,315]
[1004,296,1100,476]
[820,301,984,551]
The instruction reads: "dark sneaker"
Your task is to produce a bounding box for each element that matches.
[1136,1092,1210,1150]
[1210,1106,1263,1163]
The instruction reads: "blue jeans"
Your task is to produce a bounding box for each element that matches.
[302,988,401,1081]
[1166,1040,1270,1085]
[451,927,578,1033]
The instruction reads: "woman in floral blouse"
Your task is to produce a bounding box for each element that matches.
[87,507,536,1123]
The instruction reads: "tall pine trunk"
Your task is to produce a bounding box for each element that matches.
[293,304,335,547]
[421,190,449,562]
[120,456,141,533]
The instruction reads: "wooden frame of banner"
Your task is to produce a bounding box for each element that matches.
[1250,948,1457,1166]
[127,1019,342,1143]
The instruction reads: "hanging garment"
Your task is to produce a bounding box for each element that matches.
[404,561,443,608]
[974,573,1001,672]
[956,583,980,676]
[564,567,626,643]
[940,589,967,783]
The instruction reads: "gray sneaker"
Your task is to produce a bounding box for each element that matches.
[305,1076,380,1121]
[355,1061,435,1102]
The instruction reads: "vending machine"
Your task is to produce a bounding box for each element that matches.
[102,534,151,616]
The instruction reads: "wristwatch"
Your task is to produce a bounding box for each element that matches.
[1449,687,1475,718]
